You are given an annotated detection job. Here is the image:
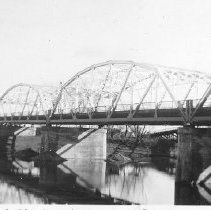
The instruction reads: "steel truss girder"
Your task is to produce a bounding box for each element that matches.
[107,64,134,118]
[29,94,39,117]
[51,61,157,118]
[1,61,211,126]
[50,60,211,126]
[181,82,195,106]
[128,74,157,118]
[95,64,111,109]
[191,83,211,120]
[20,87,31,118]
[0,83,55,120]
[157,69,187,121]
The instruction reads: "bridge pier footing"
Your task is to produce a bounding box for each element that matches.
[176,127,211,184]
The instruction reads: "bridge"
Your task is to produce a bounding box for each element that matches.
[0,60,211,186]
[0,60,211,126]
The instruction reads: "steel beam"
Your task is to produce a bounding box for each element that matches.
[20,87,31,118]
[181,82,195,106]
[129,75,156,118]
[157,90,167,109]
[95,64,111,109]
[191,83,211,119]
[157,69,187,121]
[29,94,39,117]
[108,65,134,118]
[0,107,211,126]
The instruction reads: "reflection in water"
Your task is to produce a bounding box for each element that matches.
[196,165,211,204]
[151,157,176,175]
[39,162,57,188]
[101,164,175,204]
[0,156,207,205]
[10,158,176,204]
[0,157,177,204]
[60,159,106,189]
[12,160,39,177]
[0,181,46,203]
[0,159,46,204]
[0,137,211,204]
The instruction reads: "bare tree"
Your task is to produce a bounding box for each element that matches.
[127,125,147,158]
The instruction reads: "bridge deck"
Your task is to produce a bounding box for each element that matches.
[1,107,211,126]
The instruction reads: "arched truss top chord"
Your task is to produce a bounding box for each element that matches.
[0,83,60,119]
[51,60,211,122]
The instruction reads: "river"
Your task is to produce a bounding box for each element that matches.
[0,154,209,205]
[0,129,210,205]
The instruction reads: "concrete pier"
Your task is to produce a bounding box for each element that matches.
[39,127,107,188]
[40,126,87,152]
[40,127,107,160]
[176,127,211,184]
[0,126,20,160]
[57,129,107,160]
[40,127,59,153]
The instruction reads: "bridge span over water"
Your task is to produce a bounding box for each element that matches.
[0,60,211,186]
[0,60,211,126]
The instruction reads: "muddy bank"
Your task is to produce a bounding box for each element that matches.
[107,140,177,164]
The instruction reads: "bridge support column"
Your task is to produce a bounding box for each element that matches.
[40,127,59,153]
[0,126,20,161]
[40,126,107,160]
[176,127,211,184]
[57,129,107,160]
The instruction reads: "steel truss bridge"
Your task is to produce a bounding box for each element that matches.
[1,60,211,126]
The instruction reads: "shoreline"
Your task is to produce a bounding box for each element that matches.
[107,140,177,164]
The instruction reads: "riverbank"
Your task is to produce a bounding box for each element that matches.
[107,139,177,163]
[15,135,177,164]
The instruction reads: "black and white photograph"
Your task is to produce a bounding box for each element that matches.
[0,0,211,208]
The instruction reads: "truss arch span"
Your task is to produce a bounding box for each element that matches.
[51,60,211,122]
[0,83,59,119]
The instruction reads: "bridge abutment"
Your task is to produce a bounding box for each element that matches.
[176,127,211,184]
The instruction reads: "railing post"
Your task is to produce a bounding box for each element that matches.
[46,109,52,126]
[154,104,158,118]
[59,109,63,120]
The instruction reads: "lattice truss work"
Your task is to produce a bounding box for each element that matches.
[1,61,211,121]
[53,61,211,120]
[0,84,59,118]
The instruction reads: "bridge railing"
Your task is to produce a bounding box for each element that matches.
[53,100,198,115]
[54,101,182,115]
[48,99,211,116]
[2,98,211,120]
[0,111,43,119]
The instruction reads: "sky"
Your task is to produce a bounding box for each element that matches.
[1,0,211,94]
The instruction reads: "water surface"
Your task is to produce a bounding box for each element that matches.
[0,135,211,204]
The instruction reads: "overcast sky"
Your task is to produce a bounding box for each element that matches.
[1,0,211,93]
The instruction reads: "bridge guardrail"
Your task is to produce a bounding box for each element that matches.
[1,98,211,119]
